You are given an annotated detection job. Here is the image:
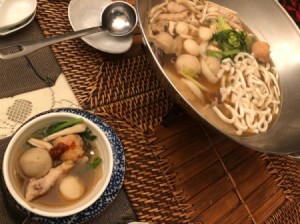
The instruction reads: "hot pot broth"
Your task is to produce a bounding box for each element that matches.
[14,118,102,207]
[147,0,281,136]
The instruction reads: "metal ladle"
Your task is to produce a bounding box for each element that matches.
[0,1,138,59]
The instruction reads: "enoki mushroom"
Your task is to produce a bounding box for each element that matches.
[212,52,280,135]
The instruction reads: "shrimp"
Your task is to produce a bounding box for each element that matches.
[52,134,84,162]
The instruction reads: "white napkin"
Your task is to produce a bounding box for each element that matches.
[0,74,80,139]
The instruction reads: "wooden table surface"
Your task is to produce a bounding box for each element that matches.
[155,114,286,223]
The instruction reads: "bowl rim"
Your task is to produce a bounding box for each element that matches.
[0,0,37,30]
[2,111,114,217]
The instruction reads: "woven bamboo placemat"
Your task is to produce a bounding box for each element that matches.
[155,114,300,223]
[35,0,191,223]
[35,0,300,223]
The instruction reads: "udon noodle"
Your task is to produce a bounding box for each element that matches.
[147,0,280,135]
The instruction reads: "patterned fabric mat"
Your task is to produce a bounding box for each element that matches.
[34,0,300,223]
[0,20,61,98]
[0,74,79,139]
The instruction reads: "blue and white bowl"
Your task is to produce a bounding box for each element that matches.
[3,111,114,218]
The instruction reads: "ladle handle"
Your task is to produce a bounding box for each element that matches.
[0,26,102,60]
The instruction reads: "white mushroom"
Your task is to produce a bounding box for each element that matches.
[176,0,198,13]
[200,1,209,23]
[27,138,53,150]
[151,32,175,54]
[149,1,168,18]
[168,21,176,35]
[166,1,188,13]
[43,123,87,141]
[157,11,189,21]
[149,9,165,23]
[188,13,199,26]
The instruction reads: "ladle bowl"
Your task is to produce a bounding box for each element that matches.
[101,1,137,37]
[0,1,137,59]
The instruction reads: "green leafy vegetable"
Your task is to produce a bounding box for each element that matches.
[209,29,249,59]
[214,29,247,51]
[46,118,84,135]
[87,157,102,169]
[80,128,97,141]
[216,16,231,32]
[208,16,252,59]
[207,49,240,59]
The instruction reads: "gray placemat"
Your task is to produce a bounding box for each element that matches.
[0,19,61,99]
[0,137,137,224]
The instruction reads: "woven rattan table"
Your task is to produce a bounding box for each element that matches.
[35,0,300,223]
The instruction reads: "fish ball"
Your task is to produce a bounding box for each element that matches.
[19,147,52,178]
[175,22,189,35]
[183,39,200,56]
[175,54,201,77]
[59,176,85,201]
[199,26,213,41]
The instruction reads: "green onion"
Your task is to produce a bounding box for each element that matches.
[45,118,84,135]
[87,157,102,169]
[80,128,97,141]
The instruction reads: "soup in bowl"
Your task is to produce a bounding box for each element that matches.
[3,111,113,217]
